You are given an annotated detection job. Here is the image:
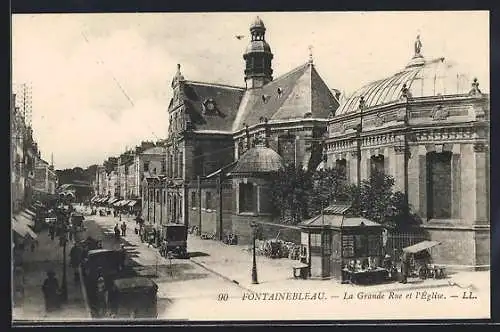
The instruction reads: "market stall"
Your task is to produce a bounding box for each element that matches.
[299,204,387,283]
[402,240,446,280]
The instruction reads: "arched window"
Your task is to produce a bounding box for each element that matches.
[278,135,296,166]
[336,159,347,179]
[168,154,173,178]
[239,183,256,213]
[370,155,385,176]
[179,152,184,178]
[426,151,452,219]
[205,191,213,210]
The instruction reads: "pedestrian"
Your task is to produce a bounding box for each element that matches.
[400,250,410,284]
[95,267,107,317]
[121,222,127,237]
[114,224,120,240]
[70,243,83,283]
[42,271,60,313]
[49,222,55,241]
[160,239,168,257]
[118,244,126,271]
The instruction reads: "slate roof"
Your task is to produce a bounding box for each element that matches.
[182,81,245,132]
[230,145,284,175]
[232,62,339,131]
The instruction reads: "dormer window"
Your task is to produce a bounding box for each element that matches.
[262,95,270,104]
[202,98,218,115]
[277,87,283,97]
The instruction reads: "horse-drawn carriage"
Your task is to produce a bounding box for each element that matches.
[159,223,188,258]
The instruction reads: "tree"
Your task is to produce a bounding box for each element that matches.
[345,170,421,230]
[270,163,311,224]
[270,164,348,224]
[308,167,349,217]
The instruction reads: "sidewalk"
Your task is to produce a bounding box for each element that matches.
[186,234,490,294]
[12,228,91,322]
[82,210,491,320]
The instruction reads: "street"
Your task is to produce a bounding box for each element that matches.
[79,211,247,320]
[80,208,490,321]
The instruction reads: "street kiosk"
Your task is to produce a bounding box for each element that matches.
[299,204,387,283]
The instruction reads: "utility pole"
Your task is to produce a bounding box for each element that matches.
[217,172,223,241]
[198,175,202,234]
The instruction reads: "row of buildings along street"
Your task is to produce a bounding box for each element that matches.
[12,14,490,322]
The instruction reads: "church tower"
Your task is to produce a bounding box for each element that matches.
[243,16,274,89]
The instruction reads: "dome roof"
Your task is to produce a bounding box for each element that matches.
[336,56,476,116]
[232,145,284,175]
[245,40,272,54]
[250,16,266,31]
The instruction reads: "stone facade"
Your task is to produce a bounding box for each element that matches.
[153,17,339,233]
[33,159,58,195]
[324,49,489,269]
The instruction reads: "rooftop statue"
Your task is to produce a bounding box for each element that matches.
[414,35,422,57]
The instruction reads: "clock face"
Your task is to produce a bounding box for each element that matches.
[206,101,215,111]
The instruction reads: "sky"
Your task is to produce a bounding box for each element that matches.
[12,11,489,169]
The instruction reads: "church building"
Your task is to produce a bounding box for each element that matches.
[143,17,489,269]
[145,16,339,243]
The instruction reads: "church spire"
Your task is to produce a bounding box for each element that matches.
[243,16,274,89]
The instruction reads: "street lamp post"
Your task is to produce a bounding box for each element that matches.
[250,221,259,284]
[57,210,69,303]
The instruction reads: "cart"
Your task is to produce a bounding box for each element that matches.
[160,223,188,258]
[402,240,446,280]
[107,277,158,318]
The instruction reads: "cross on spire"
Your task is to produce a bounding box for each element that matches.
[308,45,314,64]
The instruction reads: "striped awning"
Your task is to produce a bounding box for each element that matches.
[113,200,123,206]
[15,212,35,227]
[127,200,139,207]
[107,198,119,204]
[12,217,37,239]
[403,241,441,254]
[23,208,36,218]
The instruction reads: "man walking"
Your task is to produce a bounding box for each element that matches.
[114,224,120,240]
[95,267,107,317]
[120,222,127,237]
[70,243,83,283]
[42,271,60,313]
[118,244,126,271]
